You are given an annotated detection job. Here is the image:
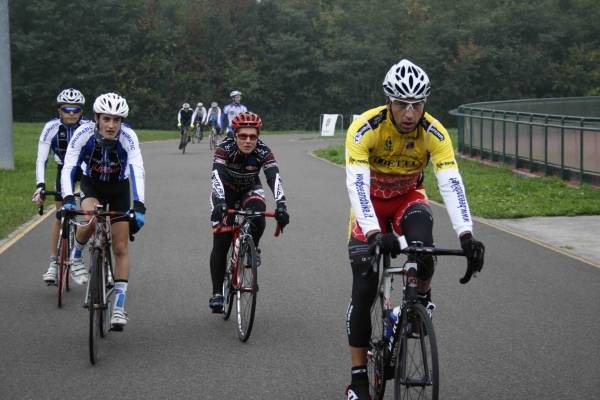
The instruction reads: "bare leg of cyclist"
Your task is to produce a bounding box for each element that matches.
[69,197,98,285]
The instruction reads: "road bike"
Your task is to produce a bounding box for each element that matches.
[179,125,191,154]
[222,209,281,342]
[367,235,480,400]
[64,206,134,365]
[191,123,203,143]
[208,124,219,150]
[38,190,79,308]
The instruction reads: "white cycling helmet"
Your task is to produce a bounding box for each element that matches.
[211,101,218,107]
[182,102,190,109]
[93,93,129,118]
[196,102,203,107]
[383,59,431,101]
[230,90,242,98]
[57,88,85,105]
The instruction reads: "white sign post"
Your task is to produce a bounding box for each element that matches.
[321,114,339,136]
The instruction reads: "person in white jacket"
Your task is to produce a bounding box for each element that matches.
[32,88,89,285]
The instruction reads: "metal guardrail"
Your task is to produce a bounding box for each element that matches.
[449,97,600,185]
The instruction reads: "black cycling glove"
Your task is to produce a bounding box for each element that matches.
[274,203,289,230]
[459,232,485,283]
[211,202,228,222]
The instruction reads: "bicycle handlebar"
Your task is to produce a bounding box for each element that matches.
[37,190,80,215]
[369,235,479,284]
[226,209,282,237]
[60,208,136,242]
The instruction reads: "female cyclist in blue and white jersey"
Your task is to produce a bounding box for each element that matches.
[32,88,89,285]
[61,93,146,331]
[222,90,247,137]
[206,101,223,135]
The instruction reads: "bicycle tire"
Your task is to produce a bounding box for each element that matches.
[394,303,439,400]
[235,239,258,342]
[223,246,234,320]
[100,250,114,338]
[57,237,69,308]
[367,293,388,400]
[89,248,103,365]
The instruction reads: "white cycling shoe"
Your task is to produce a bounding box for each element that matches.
[70,258,89,285]
[43,262,58,285]
[110,309,128,331]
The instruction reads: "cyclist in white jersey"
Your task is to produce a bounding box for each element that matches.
[222,90,247,137]
[206,101,223,135]
[32,88,89,285]
[191,102,207,136]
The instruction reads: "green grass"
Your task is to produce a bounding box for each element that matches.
[0,122,177,241]
[313,142,600,219]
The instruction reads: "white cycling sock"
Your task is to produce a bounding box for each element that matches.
[113,281,128,311]
[71,239,87,259]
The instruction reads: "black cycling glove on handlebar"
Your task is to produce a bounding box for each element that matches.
[460,232,485,279]
[368,232,401,257]
[211,202,228,222]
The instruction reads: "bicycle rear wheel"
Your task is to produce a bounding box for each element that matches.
[367,294,388,400]
[223,246,234,320]
[394,303,439,400]
[89,248,103,365]
[57,237,69,308]
[235,239,258,342]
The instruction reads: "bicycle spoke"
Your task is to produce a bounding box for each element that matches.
[394,305,439,400]
[235,240,257,342]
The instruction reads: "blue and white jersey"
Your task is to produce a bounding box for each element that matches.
[35,117,90,185]
[60,122,145,203]
[222,102,248,131]
[206,106,222,127]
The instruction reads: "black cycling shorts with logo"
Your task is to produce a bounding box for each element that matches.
[80,175,131,213]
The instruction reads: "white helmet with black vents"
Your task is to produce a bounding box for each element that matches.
[230,90,242,98]
[383,59,431,101]
[93,93,129,118]
[57,88,85,105]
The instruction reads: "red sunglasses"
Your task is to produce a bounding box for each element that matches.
[236,133,258,141]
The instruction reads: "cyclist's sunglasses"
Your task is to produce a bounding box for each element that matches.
[236,133,259,141]
[60,106,83,114]
[391,99,426,111]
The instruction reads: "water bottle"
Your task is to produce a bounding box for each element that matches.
[385,306,401,340]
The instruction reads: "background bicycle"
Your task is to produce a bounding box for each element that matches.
[37,190,79,307]
[368,235,479,400]
[192,124,203,143]
[209,124,219,150]
[179,125,191,154]
[222,209,281,342]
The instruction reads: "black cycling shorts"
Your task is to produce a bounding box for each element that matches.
[80,175,131,213]
[54,165,81,202]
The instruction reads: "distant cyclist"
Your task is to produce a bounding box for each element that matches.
[32,88,89,286]
[222,90,247,138]
[208,112,289,313]
[191,102,207,139]
[206,101,223,136]
[177,102,194,149]
[61,92,146,330]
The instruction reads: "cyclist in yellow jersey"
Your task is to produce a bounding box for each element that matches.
[344,59,485,400]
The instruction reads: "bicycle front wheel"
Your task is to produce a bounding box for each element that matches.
[223,246,234,320]
[367,294,388,400]
[88,248,103,365]
[394,303,439,400]
[57,237,69,308]
[235,239,258,342]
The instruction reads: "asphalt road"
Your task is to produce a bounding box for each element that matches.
[1,134,599,400]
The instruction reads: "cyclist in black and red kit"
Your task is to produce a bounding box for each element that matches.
[208,111,290,312]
